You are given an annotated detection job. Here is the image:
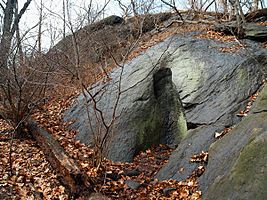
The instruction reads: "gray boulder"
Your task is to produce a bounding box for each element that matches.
[213,22,267,41]
[65,33,267,164]
[156,38,267,181]
[245,23,267,40]
[200,85,267,200]
[64,36,188,162]
[89,15,124,31]
[102,15,124,25]
[88,193,109,200]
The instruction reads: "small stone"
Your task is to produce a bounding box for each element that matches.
[163,187,176,197]
[125,168,141,177]
[125,180,141,190]
[88,193,109,200]
[106,172,121,181]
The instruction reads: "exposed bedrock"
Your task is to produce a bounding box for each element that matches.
[64,33,267,170]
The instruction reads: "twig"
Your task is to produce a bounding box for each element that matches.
[160,0,184,21]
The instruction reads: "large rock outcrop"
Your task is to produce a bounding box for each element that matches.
[64,39,188,162]
[65,33,267,164]
[200,85,267,200]
[213,22,267,41]
[156,37,267,181]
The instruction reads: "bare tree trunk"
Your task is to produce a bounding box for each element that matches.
[253,0,259,11]
[234,0,245,37]
[37,0,43,54]
[238,1,246,22]
[0,0,16,68]
[63,0,66,38]
[15,22,24,64]
[229,0,235,20]
[0,0,32,69]
[131,0,138,16]
[222,0,228,15]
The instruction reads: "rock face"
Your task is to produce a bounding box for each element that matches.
[65,33,267,165]
[90,15,124,31]
[213,22,267,41]
[245,8,267,22]
[153,67,186,145]
[245,23,267,40]
[155,37,267,181]
[200,85,267,200]
[64,37,188,162]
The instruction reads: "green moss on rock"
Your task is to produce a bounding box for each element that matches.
[135,67,188,152]
[136,104,162,152]
[230,132,267,199]
[178,113,187,140]
[253,85,267,113]
[223,132,267,200]
[135,99,187,152]
[205,131,267,200]
[236,67,248,87]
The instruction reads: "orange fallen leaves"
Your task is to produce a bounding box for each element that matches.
[127,23,209,61]
[0,119,14,140]
[28,88,204,199]
[219,44,245,53]
[0,82,205,199]
[237,79,267,118]
[195,30,246,53]
[195,30,237,43]
[237,91,259,117]
[256,21,267,26]
[0,139,68,199]
[127,30,176,61]
[190,151,209,163]
[214,127,232,139]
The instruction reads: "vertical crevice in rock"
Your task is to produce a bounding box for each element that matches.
[153,67,187,145]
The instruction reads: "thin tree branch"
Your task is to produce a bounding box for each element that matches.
[160,0,184,21]
[0,2,4,10]
[11,0,32,36]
